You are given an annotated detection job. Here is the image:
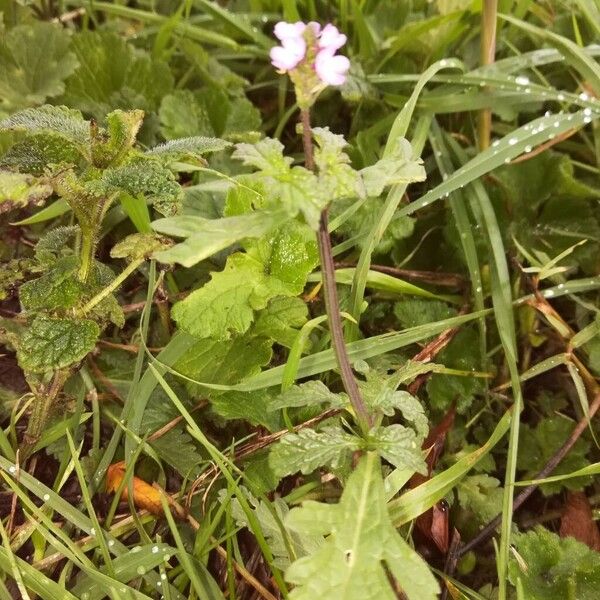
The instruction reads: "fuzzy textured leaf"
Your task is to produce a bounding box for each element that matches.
[17,315,99,373]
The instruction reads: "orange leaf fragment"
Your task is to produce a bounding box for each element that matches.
[106,461,163,516]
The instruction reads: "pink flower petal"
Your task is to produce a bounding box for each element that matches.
[319,24,347,52]
[315,50,350,86]
[274,21,306,42]
[270,45,303,71]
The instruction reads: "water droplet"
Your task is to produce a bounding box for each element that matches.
[546,289,554,297]
[553,121,560,128]
[549,133,556,139]
[584,107,592,116]
[131,546,142,554]
[435,150,442,157]
[161,573,167,581]
[515,75,529,86]
[544,110,551,117]
[108,540,115,547]
[476,286,482,293]
[43,494,50,502]
[558,283,565,289]
[90,528,96,536]
[157,582,162,587]
[584,116,592,124]
[8,466,16,474]
[443,173,448,180]
[557,93,565,101]
[504,157,511,164]
[444,192,449,198]
[492,140,500,147]
[137,566,146,575]
[152,545,160,554]
[440,59,448,67]
[525,145,532,153]
[525,88,531,94]
[164,554,171,562]
[508,137,518,145]
[579,92,590,101]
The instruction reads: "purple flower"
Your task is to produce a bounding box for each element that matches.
[318,24,347,52]
[270,20,350,86]
[270,21,307,71]
[315,49,350,86]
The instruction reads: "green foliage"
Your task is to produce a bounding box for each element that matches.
[517,416,591,495]
[172,222,318,339]
[62,31,173,119]
[0,23,78,117]
[508,527,600,599]
[0,169,52,213]
[227,489,322,570]
[17,315,99,373]
[285,453,439,600]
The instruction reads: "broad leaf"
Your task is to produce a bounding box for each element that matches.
[0,23,78,116]
[508,526,600,600]
[285,453,439,600]
[269,426,359,476]
[366,425,426,473]
[17,315,99,373]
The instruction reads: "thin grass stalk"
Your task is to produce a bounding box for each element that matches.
[478,0,498,150]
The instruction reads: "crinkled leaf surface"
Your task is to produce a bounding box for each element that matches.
[110,233,171,262]
[269,381,347,411]
[17,315,99,373]
[366,425,426,473]
[269,426,360,476]
[253,297,309,349]
[285,453,439,600]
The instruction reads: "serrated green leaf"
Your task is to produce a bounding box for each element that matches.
[457,474,504,524]
[366,425,425,473]
[285,453,439,600]
[159,90,213,140]
[110,233,171,262]
[312,127,363,199]
[173,223,317,339]
[17,315,99,373]
[360,138,426,197]
[141,386,204,477]
[91,109,144,167]
[508,526,600,600]
[147,136,231,159]
[0,169,52,214]
[0,23,79,116]
[210,389,281,431]
[227,490,322,570]
[269,426,360,476]
[96,160,182,216]
[19,256,81,311]
[63,31,173,119]
[0,133,86,176]
[253,297,309,349]
[0,104,90,147]
[269,380,347,412]
[175,334,273,389]
[518,416,591,495]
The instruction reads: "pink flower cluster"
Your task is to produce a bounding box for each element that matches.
[270,21,350,86]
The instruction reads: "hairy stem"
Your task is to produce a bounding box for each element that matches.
[23,369,70,457]
[78,229,97,282]
[300,108,372,431]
